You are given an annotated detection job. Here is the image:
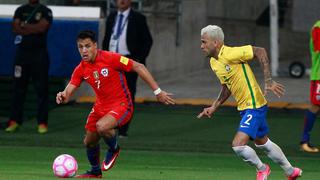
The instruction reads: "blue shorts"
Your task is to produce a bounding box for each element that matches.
[238,105,269,139]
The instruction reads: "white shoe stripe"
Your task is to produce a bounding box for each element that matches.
[103,156,116,170]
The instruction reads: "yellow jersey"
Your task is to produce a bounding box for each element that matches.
[210,45,267,110]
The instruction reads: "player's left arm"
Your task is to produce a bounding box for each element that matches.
[252,46,285,97]
[131,61,175,105]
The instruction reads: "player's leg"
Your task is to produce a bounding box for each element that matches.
[97,114,120,171]
[233,106,270,180]
[300,104,319,152]
[232,132,268,174]
[76,130,102,178]
[255,111,302,179]
[255,136,302,179]
[76,109,103,178]
[98,106,133,171]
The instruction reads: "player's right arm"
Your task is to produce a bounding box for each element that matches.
[56,64,82,104]
[197,84,231,118]
[56,84,78,104]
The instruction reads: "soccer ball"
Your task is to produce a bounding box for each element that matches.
[52,154,78,178]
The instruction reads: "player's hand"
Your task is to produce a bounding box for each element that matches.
[264,80,285,98]
[197,106,216,119]
[56,91,67,104]
[156,91,175,105]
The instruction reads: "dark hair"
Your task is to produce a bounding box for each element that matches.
[77,30,97,42]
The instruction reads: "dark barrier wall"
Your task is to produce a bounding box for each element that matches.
[0,18,99,77]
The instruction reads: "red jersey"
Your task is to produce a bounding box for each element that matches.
[70,50,133,107]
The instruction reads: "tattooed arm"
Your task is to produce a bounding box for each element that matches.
[253,46,285,97]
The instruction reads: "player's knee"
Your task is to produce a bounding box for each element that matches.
[232,139,247,147]
[83,138,96,148]
[96,122,113,137]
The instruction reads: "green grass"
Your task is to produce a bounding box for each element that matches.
[0,103,320,179]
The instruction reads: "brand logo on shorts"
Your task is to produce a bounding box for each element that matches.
[101,68,108,77]
[240,125,249,128]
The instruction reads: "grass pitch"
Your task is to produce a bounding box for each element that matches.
[0,103,319,179]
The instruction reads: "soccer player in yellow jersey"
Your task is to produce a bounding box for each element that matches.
[197,25,302,180]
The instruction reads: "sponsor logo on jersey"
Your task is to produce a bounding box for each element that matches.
[120,56,129,65]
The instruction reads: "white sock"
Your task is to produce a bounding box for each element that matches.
[232,145,265,171]
[255,139,294,176]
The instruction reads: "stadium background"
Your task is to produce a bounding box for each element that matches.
[0,0,318,118]
[0,1,320,179]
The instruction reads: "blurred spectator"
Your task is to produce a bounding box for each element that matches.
[300,20,320,153]
[5,0,52,134]
[102,0,153,138]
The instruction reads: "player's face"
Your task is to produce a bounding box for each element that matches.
[200,33,216,58]
[77,38,97,63]
[117,0,131,11]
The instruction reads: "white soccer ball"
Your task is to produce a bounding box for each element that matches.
[52,154,78,178]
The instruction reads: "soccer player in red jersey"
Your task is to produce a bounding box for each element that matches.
[56,30,175,178]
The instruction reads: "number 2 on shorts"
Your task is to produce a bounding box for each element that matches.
[244,114,253,125]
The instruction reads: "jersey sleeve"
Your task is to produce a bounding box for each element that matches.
[312,27,320,52]
[42,6,53,24]
[227,45,254,63]
[108,52,133,72]
[69,64,83,87]
[13,6,22,20]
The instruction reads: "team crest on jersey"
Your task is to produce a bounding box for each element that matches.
[93,71,99,79]
[225,65,231,72]
[101,68,108,77]
[35,12,42,21]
